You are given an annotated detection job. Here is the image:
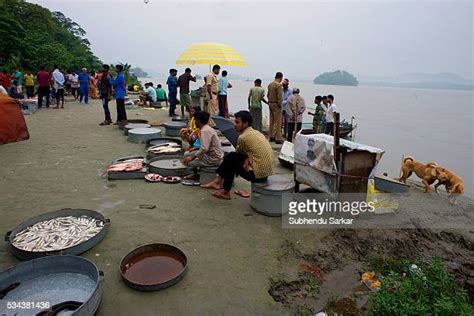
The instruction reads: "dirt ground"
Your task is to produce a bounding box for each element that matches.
[0,97,473,315]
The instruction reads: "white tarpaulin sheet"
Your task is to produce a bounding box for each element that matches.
[294,133,385,175]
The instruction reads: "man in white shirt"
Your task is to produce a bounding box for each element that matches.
[69,72,79,100]
[325,94,338,135]
[52,65,65,109]
[146,82,157,103]
[140,82,157,106]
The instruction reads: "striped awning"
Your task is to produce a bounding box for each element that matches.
[176,42,247,66]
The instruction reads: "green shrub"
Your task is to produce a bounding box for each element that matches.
[370,257,473,315]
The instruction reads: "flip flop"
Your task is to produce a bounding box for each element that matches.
[145,173,163,182]
[182,179,201,186]
[162,176,182,183]
[234,190,250,198]
[212,189,231,200]
[183,174,200,181]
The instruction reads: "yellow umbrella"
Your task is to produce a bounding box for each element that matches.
[176,42,247,67]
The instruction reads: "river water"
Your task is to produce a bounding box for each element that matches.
[143,77,473,197]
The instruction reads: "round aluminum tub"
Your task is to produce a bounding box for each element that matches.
[127,128,162,144]
[5,208,110,261]
[250,175,295,217]
[120,243,187,292]
[124,123,151,136]
[164,121,187,137]
[0,255,104,316]
[148,155,192,177]
[118,119,149,130]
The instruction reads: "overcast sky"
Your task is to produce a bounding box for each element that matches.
[30,0,473,80]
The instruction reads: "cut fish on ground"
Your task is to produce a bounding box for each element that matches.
[147,147,181,154]
[107,160,143,173]
[147,143,180,153]
[12,216,104,252]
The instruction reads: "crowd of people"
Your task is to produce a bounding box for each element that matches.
[170,66,340,200]
[1,63,340,201]
[0,64,129,125]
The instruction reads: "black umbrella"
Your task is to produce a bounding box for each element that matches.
[211,115,239,147]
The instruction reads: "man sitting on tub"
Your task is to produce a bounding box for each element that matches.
[201,110,273,200]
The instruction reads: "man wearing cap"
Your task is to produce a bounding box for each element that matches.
[267,72,284,144]
[78,68,90,104]
[286,88,306,142]
[205,65,220,117]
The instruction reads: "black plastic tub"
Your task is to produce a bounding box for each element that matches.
[0,255,104,315]
[120,243,187,292]
[108,156,147,180]
[5,208,110,261]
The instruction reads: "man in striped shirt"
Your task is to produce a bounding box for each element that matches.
[201,111,273,200]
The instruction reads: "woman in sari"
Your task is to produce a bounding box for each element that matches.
[180,106,201,148]
[89,71,98,99]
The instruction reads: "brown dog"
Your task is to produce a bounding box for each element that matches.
[433,166,464,204]
[398,157,440,192]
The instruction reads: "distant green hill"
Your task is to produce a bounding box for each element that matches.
[130,67,148,77]
[313,70,359,86]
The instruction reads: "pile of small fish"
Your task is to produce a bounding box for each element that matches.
[147,142,181,154]
[107,158,144,173]
[12,216,104,252]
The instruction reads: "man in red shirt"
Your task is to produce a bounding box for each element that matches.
[1,69,12,90]
[36,65,51,108]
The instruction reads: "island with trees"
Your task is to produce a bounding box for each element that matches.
[313,70,359,86]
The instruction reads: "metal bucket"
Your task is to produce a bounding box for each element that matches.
[5,208,110,261]
[164,122,187,137]
[124,123,151,136]
[148,155,192,177]
[0,255,104,316]
[250,175,295,217]
[199,166,218,184]
[120,243,187,292]
[127,128,162,144]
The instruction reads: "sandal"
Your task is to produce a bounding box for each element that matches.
[182,179,201,186]
[234,190,250,198]
[183,174,200,181]
[212,189,231,200]
[99,121,110,126]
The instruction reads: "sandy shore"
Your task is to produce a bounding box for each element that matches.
[0,96,472,314]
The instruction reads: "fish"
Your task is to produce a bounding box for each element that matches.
[12,216,104,252]
[107,160,143,173]
[148,142,179,149]
[147,147,181,154]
